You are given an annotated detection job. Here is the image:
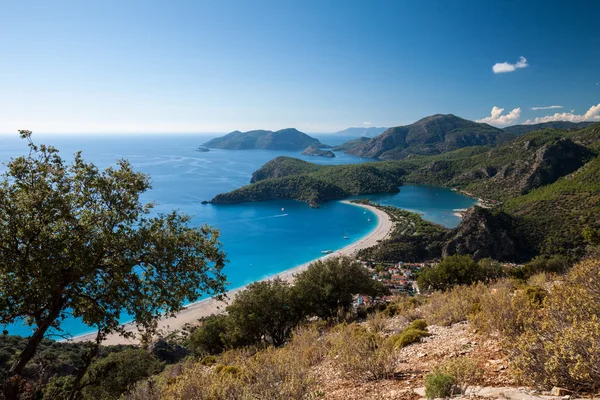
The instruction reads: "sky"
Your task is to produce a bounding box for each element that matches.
[0,0,599,134]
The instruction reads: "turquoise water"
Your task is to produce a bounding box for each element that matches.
[0,134,475,337]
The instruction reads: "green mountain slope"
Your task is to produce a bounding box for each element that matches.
[503,121,594,136]
[203,128,322,150]
[342,114,509,160]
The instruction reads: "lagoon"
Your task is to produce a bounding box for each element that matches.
[0,134,475,337]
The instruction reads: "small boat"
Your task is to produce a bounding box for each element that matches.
[321,249,333,254]
[343,230,349,239]
[367,218,371,222]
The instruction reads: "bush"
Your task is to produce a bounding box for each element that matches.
[162,345,316,400]
[425,372,455,399]
[188,315,228,356]
[408,319,427,331]
[437,356,482,394]
[418,255,484,292]
[511,258,600,391]
[392,328,429,348]
[81,349,163,400]
[422,283,487,326]
[199,355,217,366]
[367,312,389,333]
[327,324,397,381]
[469,281,541,340]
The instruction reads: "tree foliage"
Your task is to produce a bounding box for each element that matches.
[293,256,387,321]
[225,278,304,347]
[0,132,227,398]
[417,255,497,292]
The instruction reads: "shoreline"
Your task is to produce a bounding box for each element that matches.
[70,200,394,345]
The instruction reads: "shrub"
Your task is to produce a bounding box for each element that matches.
[437,356,483,394]
[327,324,397,381]
[199,355,217,366]
[367,312,389,333]
[164,345,315,400]
[408,319,427,331]
[425,372,455,399]
[422,283,487,326]
[511,258,600,392]
[81,349,163,400]
[287,324,327,367]
[392,328,429,348]
[188,315,228,356]
[469,282,541,340]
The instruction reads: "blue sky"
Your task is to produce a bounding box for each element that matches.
[0,0,599,133]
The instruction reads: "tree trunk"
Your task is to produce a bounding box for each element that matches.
[3,297,64,400]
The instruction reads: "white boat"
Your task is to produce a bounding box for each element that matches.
[321,249,333,254]
[343,230,349,239]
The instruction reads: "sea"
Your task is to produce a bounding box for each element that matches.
[0,133,476,337]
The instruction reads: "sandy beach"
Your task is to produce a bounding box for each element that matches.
[71,200,393,345]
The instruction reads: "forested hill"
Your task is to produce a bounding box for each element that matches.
[340,114,509,160]
[203,128,322,150]
[212,122,600,259]
[503,121,594,135]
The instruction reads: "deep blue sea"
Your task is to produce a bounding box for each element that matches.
[0,133,475,337]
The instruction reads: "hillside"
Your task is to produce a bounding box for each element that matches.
[503,121,594,135]
[212,162,403,207]
[203,128,322,150]
[341,114,509,160]
[403,130,594,200]
[331,136,371,152]
[332,126,387,137]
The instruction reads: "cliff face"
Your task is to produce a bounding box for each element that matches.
[301,146,335,158]
[203,128,321,150]
[443,207,529,261]
[342,114,507,160]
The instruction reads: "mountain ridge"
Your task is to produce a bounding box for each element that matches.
[341,114,509,160]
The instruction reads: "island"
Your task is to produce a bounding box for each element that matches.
[196,146,210,152]
[301,146,335,158]
[202,128,323,151]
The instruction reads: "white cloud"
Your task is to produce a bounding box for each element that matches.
[363,121,372,126]
[492,56,529,74]
[524,103,600,124]
[530,105,563,110]
[476,106,521,127]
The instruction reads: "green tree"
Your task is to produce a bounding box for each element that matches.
[79,349,163,400]
[188,315,228,356]
[476,258,504,282]
[225,278,303,347]
[293,256,385,321]
[0,132,227,399]
[418,255,481,292]
[513,254,571,280]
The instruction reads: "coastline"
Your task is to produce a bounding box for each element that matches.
[70,200,393,345]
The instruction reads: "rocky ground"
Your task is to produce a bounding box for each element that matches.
[315,319,583,400]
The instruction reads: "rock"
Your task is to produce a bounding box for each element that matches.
[201,200,209,204]
[442,206,527,261]
[551,387,571,396]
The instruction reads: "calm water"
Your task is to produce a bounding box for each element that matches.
[0,133,475,337]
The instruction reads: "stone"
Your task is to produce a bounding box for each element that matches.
[551,387,571,396]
